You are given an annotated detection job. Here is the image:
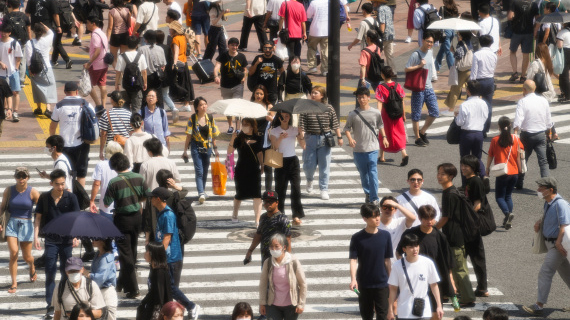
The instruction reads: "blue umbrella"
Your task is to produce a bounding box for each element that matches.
[41,211,124,240]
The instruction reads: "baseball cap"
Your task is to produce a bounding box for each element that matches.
[65,257,84,272]
[64,81,78,92]
[147,187,172,202]
[14,167,29,177]
[536,176,557,190]
[262,190,279,201]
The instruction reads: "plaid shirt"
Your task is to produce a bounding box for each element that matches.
[185,113,220,148]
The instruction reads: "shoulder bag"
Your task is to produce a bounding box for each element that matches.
[0,187,11,242]
[456,42,473,72]
[402,192,419,214]
[489,136,513,177]
[533,60,549,94]
[107,110,129,147]
[278,1,290,44]
[532,199,559,254]
[517,135,527,173]
[354,109,381,143]
[93,31,114,65]
[401,257,425,317]
[264,147,283,168]
[138,3,156,34]
[446,120,461,145]
[316,113,336,147]
[404,51,428,92]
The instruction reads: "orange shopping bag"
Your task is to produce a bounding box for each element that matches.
[211,157,227,196]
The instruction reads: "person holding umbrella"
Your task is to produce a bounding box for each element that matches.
[0,167,40,294]
[298,86,342,200]
[34,169,80,320]
[183,97,220,204]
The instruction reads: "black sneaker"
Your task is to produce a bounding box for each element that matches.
[44,109,53,118]
[419,132,429,144]
[65,60,73,69]
[415,138,427,147]
[125,290,140,298]
[44,306,54,320]
[508,72,519,82]
[34,108,43,115]
[505,213,514,230]
[72,38,81,46]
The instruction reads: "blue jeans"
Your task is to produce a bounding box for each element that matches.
[161,86,176,111]
[435,30,455,71]
[168,261,196,311]
[44,241,73,307]
[353,151,379,202]
[302,134,331,191]
[495,174,518,216]
[191,142,212,195]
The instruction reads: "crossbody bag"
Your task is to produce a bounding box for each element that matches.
[489,136,513,177]
[353,109,380,142]
[106,110,129,147]
[316,113,336,147]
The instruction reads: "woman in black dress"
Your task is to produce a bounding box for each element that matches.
[137,242,173,320]
[251,84,275,191]
[228,118,263,226]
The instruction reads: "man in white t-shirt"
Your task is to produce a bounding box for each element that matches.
[115,36,148,113]
[396,168,441,226]
[347,3,376,51]
[478,4,501,55]
[306,0,328,75]
[379,196,416,264]
[387,233,443,320]
[49,82,95,187]
[0,24,23,122]
[135,0,159,37]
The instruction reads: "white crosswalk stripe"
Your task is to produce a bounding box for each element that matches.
[0,147,517,319]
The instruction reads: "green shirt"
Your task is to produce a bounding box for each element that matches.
[104,171,149,214]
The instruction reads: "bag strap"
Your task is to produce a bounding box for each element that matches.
[402,192,420,214]
[106,110,114,133]
[119,174,139,203]
[246,142,259,165]
[143,4,156,27]
[505,134,514,163]
[315,113,326,135]
[93,30,107,50]
[401,258,415,296]
[353,109,380,142]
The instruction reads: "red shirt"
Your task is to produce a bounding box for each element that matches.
[359,44,381,74]
[488,135,524,175]
[278,0,307,39]
[376,81,406,103]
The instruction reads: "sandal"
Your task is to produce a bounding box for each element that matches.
[8,286,17,294]
[508,72,519,82]
[293,217,302,225]
[30,270,37,283]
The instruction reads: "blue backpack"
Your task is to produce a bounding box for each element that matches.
[79,100,99,144]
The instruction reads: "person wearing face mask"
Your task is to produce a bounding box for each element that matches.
[228,118,264,226]
[277,56,312,103]
[53,257,106,320]
[231,302,254,320]
[259,233,307,320]
[522,177,570,316]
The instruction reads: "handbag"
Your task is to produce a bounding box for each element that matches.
[78,68,92,97]
[446,120,461,144]
[456,42,473,72]
[264,147,283,168]
[93,32,114,65]
[516,135,527,173]
[267,19,279,28]
[532,218,548,254]
[278,1,290,44]
[551,43,564,75]
[404,52,428,92]
[275,37,289,61]
[106,110,128,147]
[448,65,458,86]
[401,258,425,317]
[533,60,549,94]
[225,152,235,180]
[490,138,513,177]
[547,138,557,170]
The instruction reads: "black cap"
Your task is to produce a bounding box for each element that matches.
[147,187,172,201]
[107,90,123,102]
[262,190,279,201]
[64,81,78,92]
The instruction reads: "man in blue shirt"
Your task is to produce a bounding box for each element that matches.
[523,177,570,316]
[148,187,201,320]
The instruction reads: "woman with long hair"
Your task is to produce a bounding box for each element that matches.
[435,0,459,72]
[228,118,263,225]
[183,97,220,203]
[251,85,275,191]
[106,0,131,67]
[0,167,40,293]
[160,301,185,320]
[278,56,312,102]
[270,111,305,225]
[137,242,173,320]
[485,116,524,230]
[526,42,556,102]
[26,23,57,117]
[376,66,408,166]
[98,91,132,160]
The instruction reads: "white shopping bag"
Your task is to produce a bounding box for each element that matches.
[78,68,92,97]
[275,38,289,61]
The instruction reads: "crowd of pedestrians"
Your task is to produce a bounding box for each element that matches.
[1,0,570,319]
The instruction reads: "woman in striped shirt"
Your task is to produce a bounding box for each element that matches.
[98,91,133,160]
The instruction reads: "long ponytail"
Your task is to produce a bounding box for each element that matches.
[497,116,513,148]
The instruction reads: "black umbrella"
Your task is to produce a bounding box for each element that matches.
[41,211,124,240]
[270,99,329,114]
[539,12,570,24]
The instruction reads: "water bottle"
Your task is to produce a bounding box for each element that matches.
[347,23,352,32]
[452,295,460,312]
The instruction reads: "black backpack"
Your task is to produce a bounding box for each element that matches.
[448,187,481,243]
[171,192,197,244]
[362,47,384,83]
[56,0,74,32]
[122,52,144,92]
[6,13,28,45]
[364,19,383,41]
[29,41,47,76]
[419,5,443,41]
[381,83,403,119]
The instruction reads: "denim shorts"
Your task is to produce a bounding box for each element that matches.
[5,217,33,242]
[0,72,21,92]
[191,15,210,35]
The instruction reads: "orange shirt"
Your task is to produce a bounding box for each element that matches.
[488,135,524,175]
[183,2,193,27]
[172,35,187,63]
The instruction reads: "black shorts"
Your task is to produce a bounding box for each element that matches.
[110,32,129,47]
[62,143,90,178]
[72,6,87,23]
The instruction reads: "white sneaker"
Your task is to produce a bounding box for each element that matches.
[181,104,193,112]
[405,36,412,43]
[191,304,201,320]
[307,67,318,74]
[171,108,180,123]
[321,190,329,200]
[199,194,206,204]
[306,180,314,194]
[440,110,455,117]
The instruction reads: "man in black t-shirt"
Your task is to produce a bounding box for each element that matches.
[214,37,248,134]
[507,0,539,83]
[248,41,285,105]
[0,77,13,137]
[435,163,476,306]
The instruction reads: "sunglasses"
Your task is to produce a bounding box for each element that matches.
[409,178,423,183]
[381,205,396,211]
[15,174,28,179]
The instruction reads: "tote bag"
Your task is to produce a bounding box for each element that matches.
[404,52,428,92]
[211,158,228,195]
[264,148,283,168]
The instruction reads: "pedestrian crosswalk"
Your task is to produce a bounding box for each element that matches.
[0,146,517,319]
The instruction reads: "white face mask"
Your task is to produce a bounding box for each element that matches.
[44,147,53,156]
[242,126,252,134]
[270,249,283,258]
[538,190,545,199]
[68,272,82,284]
[291,63,301,72]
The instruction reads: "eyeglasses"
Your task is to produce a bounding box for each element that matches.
[409,178,423,183]
[15,174,28,179]
[381,205,396,211]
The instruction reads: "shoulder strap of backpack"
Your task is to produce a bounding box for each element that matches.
[133,52,142,65]
[122,53,131,64]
